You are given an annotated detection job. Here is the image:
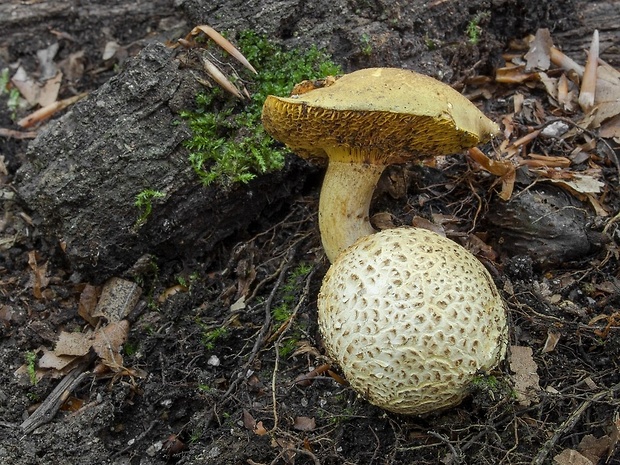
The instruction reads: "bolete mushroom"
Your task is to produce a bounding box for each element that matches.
[318,227,508,415]
[262,67,499,262]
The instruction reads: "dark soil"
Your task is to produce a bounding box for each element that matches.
[1,1,619,465]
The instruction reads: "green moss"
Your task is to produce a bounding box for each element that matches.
[180,31,341,188]
[360,33,373,56]
[200,325,229,351]
[465,12,490,45]
[134,189,165,227]
[272,262,314,358]
[25,351,38,385]
[1,68,22,120]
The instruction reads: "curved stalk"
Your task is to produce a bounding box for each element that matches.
[318,160,386,262]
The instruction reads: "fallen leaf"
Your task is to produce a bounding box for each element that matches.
[496,65,537,84]
[254,421,268,436]
[412,216,446,236]
[578,434,612,463]
[599,113,620,139]
[371,212,397,230]
[27,251,49,300]
[58,50,86,82]
[541,331,560,353]
[92,320,130,366]
[553,449,593,465]
[242,409,257,431]
[547,174,605,195]
[102,41,121,60]
[468,147,516,200]
[78,284,101,326]
[293,416,316,432]
[92,277,141,322]
[524,28,552,71]
[157,283,188,303]
[38,349,81,371]
[54,331,92,357]
[36,42,59,80]
[509,345,540,406]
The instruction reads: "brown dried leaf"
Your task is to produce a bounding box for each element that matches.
[157,284,187,303]
[466,234,498,261]
[524,153,571,168]
[468,147,516,200]
[509,345,540,406]
[201,55,244,99]
[54,331,92,357]
[293,416,316,432]
[577,434,612,463]
[553,449,593,465]
[495,65,537,84]
[78,284,101,327]
[38,349,80,371]
[27,251,49,300]
[39,72,63,108]
[524,28,552,71]
[290,340,322,359]
[411,216,446,236]
[93,277,141,322]
[242,409,256,430]
[541,331,560,353]
[547,173,605,195]
[11,67,40,105]
[58,50,85,82]
[92,320,129,362]
[371,212,397,230]
[599,113,620,139]
[254,421,268,436]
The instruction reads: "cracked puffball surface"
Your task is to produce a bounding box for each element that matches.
[318,227,508,415]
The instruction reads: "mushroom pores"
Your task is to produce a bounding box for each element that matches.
[317,228,508,415]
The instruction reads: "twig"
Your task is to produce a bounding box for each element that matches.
[270,266,317,432]
[192,247,297,432]
[20,363,91,434]
[428,430,464,464]
[269,447,320,465]
[531,382,620,465]
[111,419,158,458]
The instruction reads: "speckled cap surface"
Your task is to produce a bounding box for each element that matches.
[262,67,499,164]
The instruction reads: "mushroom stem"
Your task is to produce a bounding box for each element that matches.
[318,158,385,262]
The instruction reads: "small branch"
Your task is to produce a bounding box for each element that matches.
[428,430,464,464]
[270,266,317,432]
[531,382,620,465]
[21,361,92,434]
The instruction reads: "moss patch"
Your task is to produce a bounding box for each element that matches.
[180,31,341,187]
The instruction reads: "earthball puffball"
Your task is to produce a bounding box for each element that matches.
[317,227,508,415]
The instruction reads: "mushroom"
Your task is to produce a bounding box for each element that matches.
[317,227,508,415]
[262,67,499,262]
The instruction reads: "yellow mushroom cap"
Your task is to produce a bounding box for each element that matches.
[318,227,508,415]
[262,67,500,164]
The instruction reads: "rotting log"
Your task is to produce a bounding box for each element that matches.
[15,43,308,280]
